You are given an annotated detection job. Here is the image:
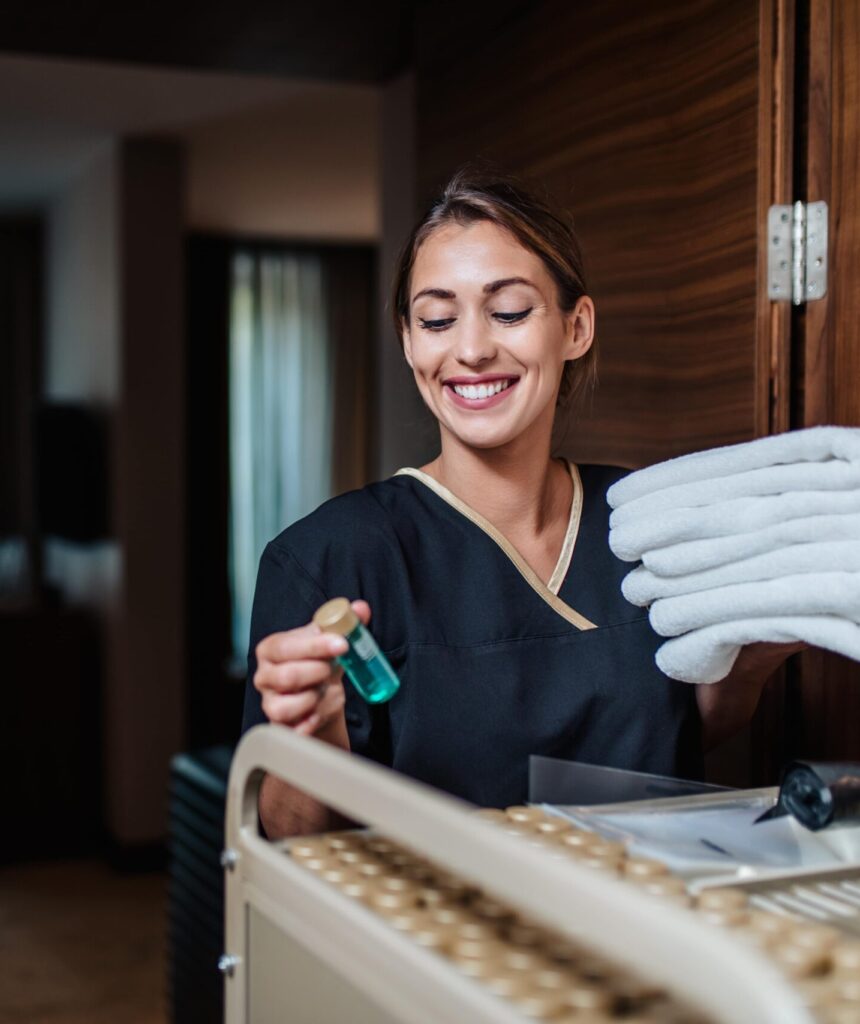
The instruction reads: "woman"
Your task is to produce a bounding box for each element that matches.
[243,168,800,838]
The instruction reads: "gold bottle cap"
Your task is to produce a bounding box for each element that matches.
[379,875,418,895]
[559,829,598,849]
[303,854,340,873]
[506,805,546,824]
[832,940,860,975]
[357,860,386,878]
[577,854,621,874]
[623,857,668,879]
[457,921,498,943]
[472,897,515,924]
[535,817,574,835]
[482,972,534,1000]
[336,848,367,866]
[534,966,575,992]
[639,876,689,900]
[474,808,510,824]
[326,831,363,850]
[696,887,748,911]
[430,905,473,928]
[564,981,615,1012]
[513,990,568,1019]
[699,908,748,929]
[289,838,329,859]
[502,948,547,974]
[370,889,417,913]
[366,836,397,856]
[412,923,456,951]
[584,839,626,860]
[771,941,830,979]
[341,878,371,901]
[386,907,429,933]
[320,865,356,886]
[313,597,359,636]
[789,923,841,952]
[451,937,504,962]
[416,886,446,908]
[505,923,546,948]
[747,910,793,936]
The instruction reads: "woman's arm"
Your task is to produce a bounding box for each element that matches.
[695,641,807,751]
[258,712,352,839]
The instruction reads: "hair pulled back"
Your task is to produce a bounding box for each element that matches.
[391,164,596,410]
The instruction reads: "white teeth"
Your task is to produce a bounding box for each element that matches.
[452,379,513,399]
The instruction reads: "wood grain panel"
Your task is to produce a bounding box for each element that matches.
[415,0,775,469]
[794,0,860,764]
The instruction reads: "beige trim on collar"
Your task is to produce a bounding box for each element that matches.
[394,461,597,631]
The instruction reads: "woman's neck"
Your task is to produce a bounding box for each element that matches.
[420,429,567,541]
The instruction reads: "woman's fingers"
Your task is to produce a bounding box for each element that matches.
[257,627,347,665]
[262,687,324,725]
[254,657,335,694]
[352,600,371,626]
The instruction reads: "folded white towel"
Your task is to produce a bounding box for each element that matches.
[623,541,860,605]
[649,572,860,637]
[656,616,860,684]
[609,460,860,528]
[642,513,860,576]
[609,489,860,562]
[608,426,860,508]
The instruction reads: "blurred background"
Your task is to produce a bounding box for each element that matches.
[1,1,857,1022]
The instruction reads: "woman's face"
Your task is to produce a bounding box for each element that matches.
[402,220,593,453]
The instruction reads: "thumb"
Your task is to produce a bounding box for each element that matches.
[351,599,372,626]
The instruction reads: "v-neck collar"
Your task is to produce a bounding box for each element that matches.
[394,460,597,631]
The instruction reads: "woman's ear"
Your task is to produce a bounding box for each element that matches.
[562,295,595,361]
[401,321,414,369]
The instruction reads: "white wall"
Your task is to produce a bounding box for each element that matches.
[44,143,121,615]
[186,84,379,240]
[45,143,119,403]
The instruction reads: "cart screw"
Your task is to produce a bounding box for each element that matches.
[220,848,239,871]
[218,954,241,977]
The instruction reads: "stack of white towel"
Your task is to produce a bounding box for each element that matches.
[606,426,860,684]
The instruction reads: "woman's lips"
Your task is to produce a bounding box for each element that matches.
[444,378,519,410]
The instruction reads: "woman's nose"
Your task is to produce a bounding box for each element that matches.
[451,313,497,366]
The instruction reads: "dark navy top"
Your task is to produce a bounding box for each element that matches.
[242,463,702,807]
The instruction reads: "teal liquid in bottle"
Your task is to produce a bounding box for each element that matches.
[313,597,400,704]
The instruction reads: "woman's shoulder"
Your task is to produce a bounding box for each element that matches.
[266,475,418,562]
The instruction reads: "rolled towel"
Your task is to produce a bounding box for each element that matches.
[642,513,860,576]
[610,459,860,528]
[623,541,860,605]
[607,426,860,508]
[609,489,860,562]
[655,616,860,684]
[648,572,860,637]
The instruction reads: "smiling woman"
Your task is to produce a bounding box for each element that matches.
[241,168,723,840]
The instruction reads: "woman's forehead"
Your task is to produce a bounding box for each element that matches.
[411,220,548,296]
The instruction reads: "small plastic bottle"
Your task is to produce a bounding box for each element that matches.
[313,597,400,704]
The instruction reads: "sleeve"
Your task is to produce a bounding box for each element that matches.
[240,539,392,768]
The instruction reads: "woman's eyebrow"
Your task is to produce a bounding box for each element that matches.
[412,277,538,303]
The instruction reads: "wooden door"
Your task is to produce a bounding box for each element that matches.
[414,0,794,469]
[413,0,859,779]
[792,0,860,764]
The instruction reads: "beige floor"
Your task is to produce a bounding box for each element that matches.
[0,859,167,1024]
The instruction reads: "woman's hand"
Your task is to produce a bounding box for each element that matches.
[254,600,371,744]
[696,640,808,751]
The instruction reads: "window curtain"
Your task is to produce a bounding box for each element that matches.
[228,250,334,662]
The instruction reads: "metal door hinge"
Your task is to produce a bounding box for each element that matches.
[768,201,828,304]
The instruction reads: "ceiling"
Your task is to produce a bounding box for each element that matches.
[2,1,414,82]
[0,54,377,207]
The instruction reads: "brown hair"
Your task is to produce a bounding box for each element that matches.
[391,164,596,411]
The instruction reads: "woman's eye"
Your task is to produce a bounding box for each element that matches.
[494,308,532,324]
[418,317,456,331]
